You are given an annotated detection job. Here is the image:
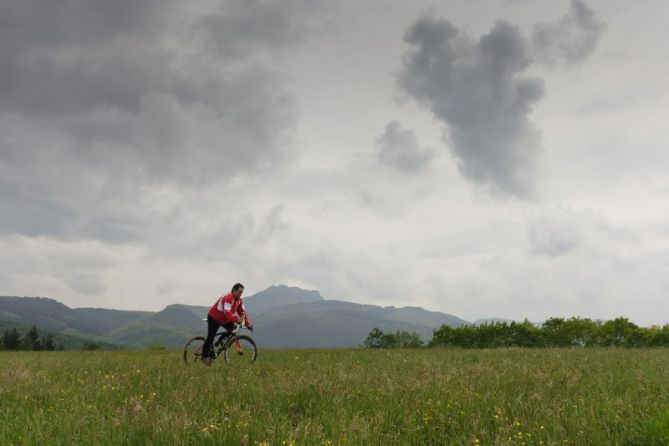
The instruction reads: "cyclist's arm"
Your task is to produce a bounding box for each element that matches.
[238,301,252,327]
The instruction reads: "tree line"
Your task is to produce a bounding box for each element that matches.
[1,325,58,351]
[363,317,669,349]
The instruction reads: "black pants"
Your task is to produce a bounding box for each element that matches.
[202,315,235,359]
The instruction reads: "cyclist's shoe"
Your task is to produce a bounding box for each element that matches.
[236,345,244,355]
[201,356,212,366]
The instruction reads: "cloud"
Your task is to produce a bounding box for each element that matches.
[197,0,326,58]
[0,1,299,179]
[528,210,584,256]
[68,273,107,297]
[376,121,435,174]
[526,206,636,262]
[398,2,603,198]
[0,0,323,241]
[0,0,177,116]
[532,0,605,67]
[398,17,545,198]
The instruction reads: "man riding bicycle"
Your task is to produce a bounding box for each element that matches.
[202,283,254,365]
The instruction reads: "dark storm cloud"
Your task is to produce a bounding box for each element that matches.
[0,0,313,171]
[0,0,322,240]
[399,18,544,197]
[0,0,176,115]
[398,2,603,198]
[376,121,434,174]
[532,0,605,67]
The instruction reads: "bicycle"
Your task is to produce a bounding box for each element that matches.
[183,317,257,366]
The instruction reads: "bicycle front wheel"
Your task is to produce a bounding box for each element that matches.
[183,336,206,365]
[223,335,257,365]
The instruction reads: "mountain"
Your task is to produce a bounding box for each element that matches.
[247,299,469,348]
[244,285,324,315]
[102,304,210,348]
[0,286,468,349]
[0,296,82,332]
[69,308,152,335]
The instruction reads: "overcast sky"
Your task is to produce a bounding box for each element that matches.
[2,0,668,326]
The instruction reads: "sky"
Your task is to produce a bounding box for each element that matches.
[1,0,668,326]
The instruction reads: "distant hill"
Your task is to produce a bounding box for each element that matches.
[0,296,152,336]
[69,308,152,335]
[0,286,470,349]
[0,296,82,332]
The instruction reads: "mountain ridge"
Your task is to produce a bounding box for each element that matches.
[0,285,468,349]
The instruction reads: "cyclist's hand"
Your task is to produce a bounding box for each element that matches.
[247,324,254,332]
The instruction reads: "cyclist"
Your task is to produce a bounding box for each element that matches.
[202,283,254,365]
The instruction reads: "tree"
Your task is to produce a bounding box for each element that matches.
[429,325,454,347]
[21,325,43,351]
[509,320,541,347]
[42,333,56,351]
[540,317,598,347]
[362,328,424,348]
[362,328,386,348]
[541,317,570,347]
[599,317,639,346]
[648,325,669,347]
[3,328,21,350]
[392,330,424,348]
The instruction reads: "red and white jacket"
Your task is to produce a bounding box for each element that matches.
[208,293,251,326]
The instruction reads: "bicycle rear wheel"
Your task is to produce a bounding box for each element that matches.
[183,336,206,365]
[223,335,257,365]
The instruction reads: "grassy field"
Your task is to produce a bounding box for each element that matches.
[2,348,669,445]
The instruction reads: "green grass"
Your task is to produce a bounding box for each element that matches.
[2,348,669,445]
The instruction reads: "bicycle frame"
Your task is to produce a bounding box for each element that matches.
[214,324,243,354]
[211,317,250,360]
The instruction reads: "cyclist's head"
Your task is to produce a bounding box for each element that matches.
[231,283,245,298]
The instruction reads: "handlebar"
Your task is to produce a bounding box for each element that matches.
[203,316,252,333]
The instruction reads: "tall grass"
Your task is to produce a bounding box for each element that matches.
[2,348,669,445]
